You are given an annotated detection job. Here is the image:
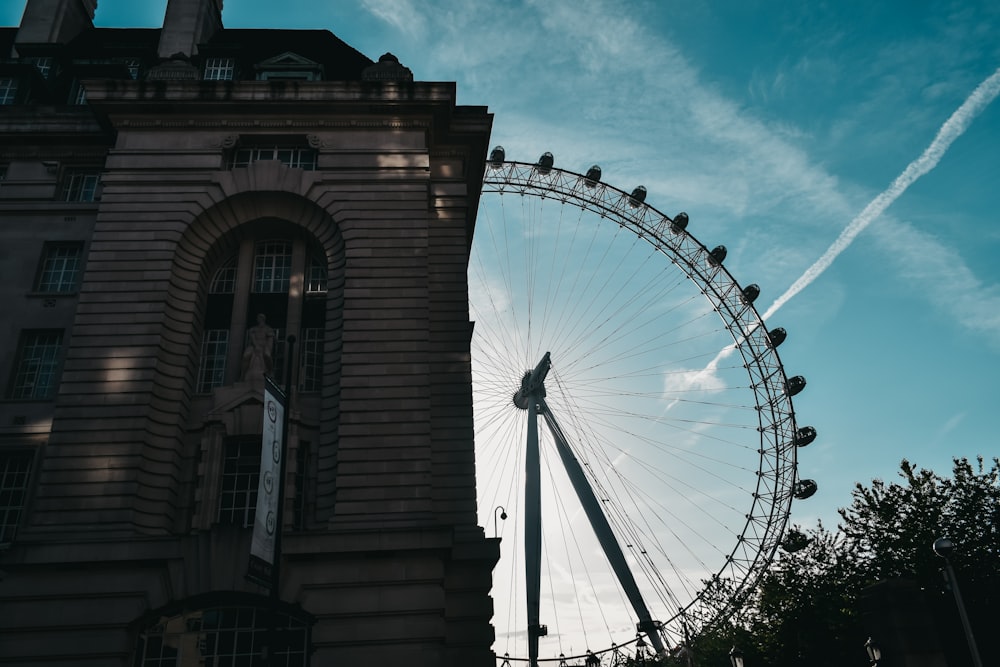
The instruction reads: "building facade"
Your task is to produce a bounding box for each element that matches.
[0,1,498,664]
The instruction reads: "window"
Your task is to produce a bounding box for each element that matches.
[217,438,260,527]
[300,328,324,392]
[119,58,142,79]
[204,57,235,81]
[8,330,63,399]
[230,146,317,171]
[71,81,87,105]
[306,255,327,294]
[0,452,33,544]
[211,256,238,294]
[134,605,309,667]
[35,242,83,293]
[197,231,327,392]
[197,330,230,393]
[0,78,17,105]
[24,56,53,79]
[62,170,99,202]
[253,240,292,293]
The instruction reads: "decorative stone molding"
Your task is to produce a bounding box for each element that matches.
[147,56,200,81]
[362,53,414,82]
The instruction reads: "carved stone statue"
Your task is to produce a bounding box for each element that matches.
[241,313,275,382]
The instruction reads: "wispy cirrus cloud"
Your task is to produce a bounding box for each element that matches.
[359,0,426,37]
[358,0,1000,346]
[760,67,1000,322]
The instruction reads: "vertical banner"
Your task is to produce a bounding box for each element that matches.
[247,377,286,588]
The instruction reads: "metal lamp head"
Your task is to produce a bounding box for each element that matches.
[933,537,955,559]
[865,637,881,665]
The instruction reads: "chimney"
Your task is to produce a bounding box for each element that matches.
[158,0,224,59]
[15,0,97,47]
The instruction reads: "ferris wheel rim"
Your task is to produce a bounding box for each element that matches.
[474,156,805,658]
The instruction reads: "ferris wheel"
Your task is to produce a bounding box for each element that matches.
[470,148,818,665]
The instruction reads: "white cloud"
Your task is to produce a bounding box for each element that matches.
[870,217,1000,346]
[359,0,426,37]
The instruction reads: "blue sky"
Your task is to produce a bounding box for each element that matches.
[5,0,999,658]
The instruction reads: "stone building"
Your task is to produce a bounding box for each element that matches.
[0,0,498,664]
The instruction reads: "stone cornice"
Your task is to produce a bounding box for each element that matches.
[112,117,432,130]
[82,79,459,107]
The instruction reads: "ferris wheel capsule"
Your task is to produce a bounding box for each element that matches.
[670,212,689,234]
[793,426,817,447]
[489,145,506,169]
[629,185,647,207]
[584,165,602,187]
[535,152,554,174]
[740,283,760,305]
[793,479,818,499]
[784,375,807,396]
[766,327,787,348]
[708,245,727,266]
[781,528,810,552]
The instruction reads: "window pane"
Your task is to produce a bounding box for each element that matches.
[0,78,17,105]
[36,242,83,292]
[228,146,316,171]
[135,607,307,667]
[62,170,99,202]
[218,439,260,527]
[9,330,63,399]
[300,328,324,392]
[253,241,291,293]
[0,452,32,544]
[211,256,238,294]
[306,256,326,294]
[72,82,87,105]
[198,329,229,392]
[25,57,53,78]
[204,57,235,81]
[120,58,141,79]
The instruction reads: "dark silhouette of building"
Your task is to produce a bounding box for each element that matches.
[1,1,498,664]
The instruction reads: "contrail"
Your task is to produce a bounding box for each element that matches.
[760,66,1000,321]
[680,67,1000,389]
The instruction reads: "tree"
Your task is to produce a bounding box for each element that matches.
[679,457,999,667]
[839,456,1000,666]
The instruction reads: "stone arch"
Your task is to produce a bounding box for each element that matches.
[134,182,345,533]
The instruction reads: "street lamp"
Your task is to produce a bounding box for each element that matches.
[933,537,983,667]
[729,645,745,667]
[864,637,881,666]
[493,505,507,538]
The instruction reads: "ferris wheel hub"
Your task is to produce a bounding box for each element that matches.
[512,352,551,410]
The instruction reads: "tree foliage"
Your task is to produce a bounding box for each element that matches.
[644,457,1000,667]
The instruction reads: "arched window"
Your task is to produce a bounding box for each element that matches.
[134,603,310,666]
[196,224,327,393]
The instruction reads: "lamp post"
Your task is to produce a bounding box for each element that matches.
[728,645,745,667]
[864,637,881,666]
[932,537,983,667]
[494,505,507,538]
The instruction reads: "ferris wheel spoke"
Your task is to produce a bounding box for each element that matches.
[473,158,804,663]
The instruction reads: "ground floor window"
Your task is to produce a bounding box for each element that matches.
[134,604,309,666]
